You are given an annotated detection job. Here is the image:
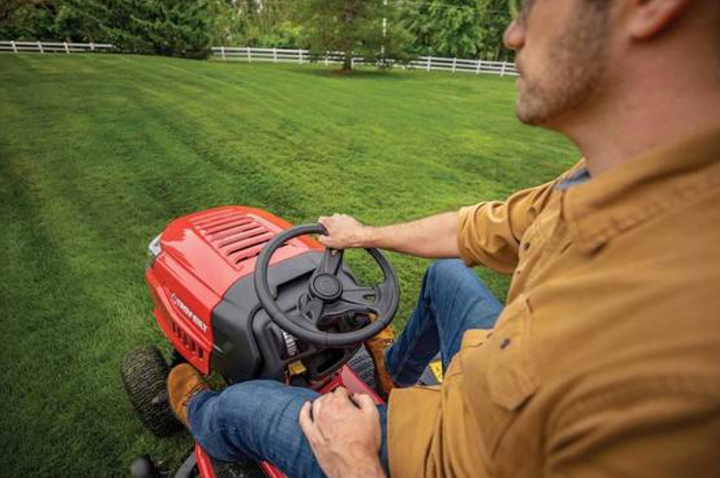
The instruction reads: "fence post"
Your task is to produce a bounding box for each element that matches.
[37,41,44,54]
[246,46,252,62]
[351,55,355,69]
[273,47,277,63]
[426,56,432,72]
[500,61,507,77]
[298,49,303,64]
[11,41,17,54]
[476,59,482,74]
[220,45,226,61]
[452,57,457,73]
[90,42,95,52]
[325,52,329,66]
[63,41,70,54]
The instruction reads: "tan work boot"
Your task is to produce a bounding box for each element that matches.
[364,315,397,398]
[167,363,209,428]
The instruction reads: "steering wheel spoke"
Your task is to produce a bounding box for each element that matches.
[326,299,380,317]
[339,286,378,307]
[299,295,326,323]
[254,223,399,347]
[315,248,344,276]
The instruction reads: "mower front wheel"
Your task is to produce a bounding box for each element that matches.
[121,345,183,437]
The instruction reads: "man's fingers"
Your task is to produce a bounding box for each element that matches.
[352,393,377,412]
[299,401,312,425]
[299,402,318,439]
[299,401,328,447]
[333,387,351,399]
[317,216,333,246]
[312,396,323,422]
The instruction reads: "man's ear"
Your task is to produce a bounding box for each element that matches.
[628,0,696,39]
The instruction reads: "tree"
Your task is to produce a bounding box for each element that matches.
[295,0,413,72]
[476,0,514,60]
[0,0,58,41]
[139,0,214,58]
[54,0,109,43]
[398,0,488,58]
[53,0,214,58]
[208,0,245,46]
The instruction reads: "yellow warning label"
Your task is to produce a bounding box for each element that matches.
[288,360,307,376]
[430,360,444,383]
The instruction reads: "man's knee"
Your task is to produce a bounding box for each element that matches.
[427,259,467,280]
[216,380,315,428]
[424,259,473,294]
[216,380,283,424]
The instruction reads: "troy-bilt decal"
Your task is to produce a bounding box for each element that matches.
[171,292,208,333]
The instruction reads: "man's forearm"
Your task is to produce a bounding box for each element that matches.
[360,211,460,259]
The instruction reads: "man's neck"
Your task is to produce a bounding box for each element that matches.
[553,58,719,177]
[567,98,718,177]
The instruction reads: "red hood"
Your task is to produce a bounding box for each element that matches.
[159,206,321,297]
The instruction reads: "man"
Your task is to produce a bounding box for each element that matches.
[168,0,720,476]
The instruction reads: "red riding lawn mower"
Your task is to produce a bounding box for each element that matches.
[121,206,440,478]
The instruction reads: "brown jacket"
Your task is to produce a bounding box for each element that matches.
[388,129,720,478]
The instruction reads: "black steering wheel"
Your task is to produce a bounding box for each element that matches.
[254,224,400,347]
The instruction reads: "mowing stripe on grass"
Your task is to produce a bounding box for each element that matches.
[0,53,578,477]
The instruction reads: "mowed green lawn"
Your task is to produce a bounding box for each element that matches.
[0,53,578,477]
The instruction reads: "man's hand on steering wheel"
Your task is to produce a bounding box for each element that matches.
[255,222,399,347]
[317,214,370,249]
[299,388,386,478]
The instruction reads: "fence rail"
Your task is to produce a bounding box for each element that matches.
[0,41,517,77]
[0,41,114,54]
[212,46,518,77]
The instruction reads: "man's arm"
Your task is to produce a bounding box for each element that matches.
[317,212,459,258]
[318,167,571,268]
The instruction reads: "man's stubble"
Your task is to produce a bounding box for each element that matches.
[515,3,611,127]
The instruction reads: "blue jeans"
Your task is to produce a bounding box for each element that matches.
[188,259,503,478]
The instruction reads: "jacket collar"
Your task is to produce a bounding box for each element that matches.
[564,127,720,254]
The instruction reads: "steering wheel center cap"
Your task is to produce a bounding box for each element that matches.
[311,273,343,301]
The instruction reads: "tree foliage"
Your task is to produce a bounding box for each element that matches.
[2,0,213,58]
[295,0,414,71]
[477,0,514,60]
[209,0,302,48]
[398,0,483,58]
[0,0,515,62]
[395,0,512,60]
[0,0,58,40]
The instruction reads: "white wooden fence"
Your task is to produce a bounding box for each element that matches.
[0,41,114,54]
[0,41,517,77]
[212,46,518,77]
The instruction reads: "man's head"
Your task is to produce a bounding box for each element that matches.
[504,0,720,129]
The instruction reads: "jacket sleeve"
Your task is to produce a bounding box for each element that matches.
[456,177,561,273]
[545,389,720,478]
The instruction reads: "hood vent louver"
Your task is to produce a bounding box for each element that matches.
[191,210,277,267]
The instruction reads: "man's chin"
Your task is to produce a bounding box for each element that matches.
[515,100,542,126]
[514,83,540,125]
[515,87,559,127]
